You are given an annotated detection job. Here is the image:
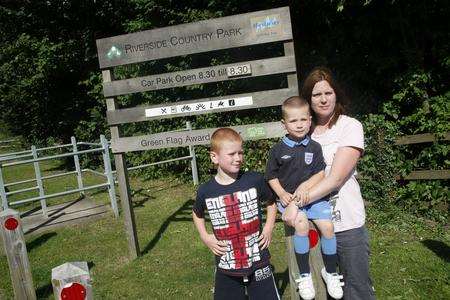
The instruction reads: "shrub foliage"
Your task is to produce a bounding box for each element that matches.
[0,1,448,221]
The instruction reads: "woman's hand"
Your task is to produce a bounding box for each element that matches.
[294,183,310,207]
[279,191,294,207]
[296,189,310,207]
[307,146,362,203]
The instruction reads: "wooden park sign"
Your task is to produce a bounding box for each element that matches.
[96,6,297,262]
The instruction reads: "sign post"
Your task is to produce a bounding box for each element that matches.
[96,7,297,263]
[102,69,140,259]
[0,209,36,300]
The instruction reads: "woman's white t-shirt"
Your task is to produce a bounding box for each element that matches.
[311,115,365,233]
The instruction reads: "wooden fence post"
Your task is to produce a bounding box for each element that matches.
[102,69,140,259]
[51,261,92,300]
[284,224,300,299]
[309,225,327,300]
[284,222,327,300]
[0,209,36,300]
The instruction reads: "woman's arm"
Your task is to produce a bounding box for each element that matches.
[294,171,324,199]
[304,146,362,204]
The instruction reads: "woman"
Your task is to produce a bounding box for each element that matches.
[300,67,375,300]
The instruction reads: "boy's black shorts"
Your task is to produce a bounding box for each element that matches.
[214,265,280,300]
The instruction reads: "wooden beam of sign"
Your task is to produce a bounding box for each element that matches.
[107,87,297,125]
[395,132,450,145]
[401,170,450,180]
[102,55,295,97]
[96,7,292,68]
[111,121,285,153]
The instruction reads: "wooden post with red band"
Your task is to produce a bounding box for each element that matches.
[0,209,36,300]
[51,261,93,300]
[284,221,327,299]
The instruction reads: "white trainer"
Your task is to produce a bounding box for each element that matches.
[321,267,344,299]
[295,273,315,300]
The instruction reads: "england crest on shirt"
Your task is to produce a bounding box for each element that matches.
[305,152,313,165]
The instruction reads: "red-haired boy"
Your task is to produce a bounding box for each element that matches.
[193,128,279,300]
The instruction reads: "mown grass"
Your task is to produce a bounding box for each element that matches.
[367,207,450,299]
[0,140,449,299]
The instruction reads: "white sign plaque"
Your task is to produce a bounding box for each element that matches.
[226,64,252,77]
[145,96,253,117]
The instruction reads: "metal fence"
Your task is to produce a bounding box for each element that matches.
[0,122,199,218]
[0,138,19,145]
[0,135,118,218]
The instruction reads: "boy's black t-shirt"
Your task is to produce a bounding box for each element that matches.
[265,135,326,193]
[193,171,275,277]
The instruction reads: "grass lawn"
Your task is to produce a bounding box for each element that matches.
[0,141,449,299]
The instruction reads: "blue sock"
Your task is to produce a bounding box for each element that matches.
[321,235,336,255]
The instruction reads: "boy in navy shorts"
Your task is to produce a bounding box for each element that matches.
[193,128,280,300]
[265,96,344,300]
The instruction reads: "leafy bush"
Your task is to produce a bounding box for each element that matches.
[359,69,449,222]
[396,181,448,223]
[1,1,448,222]
[359,114,402,208]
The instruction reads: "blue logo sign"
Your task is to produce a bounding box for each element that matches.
[253,16,280,32]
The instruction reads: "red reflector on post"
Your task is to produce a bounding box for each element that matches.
[61,282,86,300]
[4,217,19,231]
[308,228,319,248]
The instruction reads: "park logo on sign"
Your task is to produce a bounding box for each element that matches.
[106,45,123,60]
[305,152,313,165]
[250,14,282,38]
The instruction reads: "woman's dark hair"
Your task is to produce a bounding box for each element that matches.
[301,66,349,127]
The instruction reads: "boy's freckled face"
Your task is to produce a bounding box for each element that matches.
[282,106,312,140]
[211,141,244,175]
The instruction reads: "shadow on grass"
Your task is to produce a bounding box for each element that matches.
[274,267,289,298]
[136,180,184,192]
[42,160,67,172]
[421,239,450,263]
[27,232,57,252]
[131,188,156,208]
[88,187,110,197]
[141,199,194,255]
[36,282,53,298]
[130,181,185,208]
[88,261,96,270]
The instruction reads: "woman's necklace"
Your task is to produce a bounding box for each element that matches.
[314,113,334,135]
[313,124,328,135]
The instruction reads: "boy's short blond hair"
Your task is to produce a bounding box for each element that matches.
[210,128,243,152]
[281,96,310,120]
